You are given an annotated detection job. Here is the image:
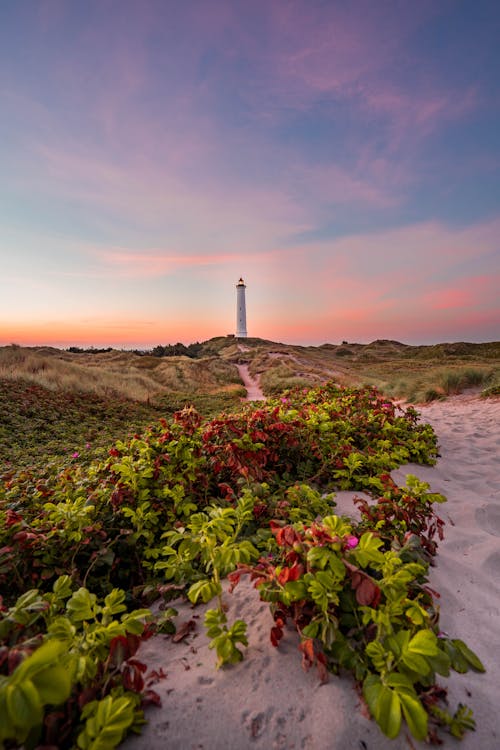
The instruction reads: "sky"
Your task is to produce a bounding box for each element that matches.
[0,0,499,348]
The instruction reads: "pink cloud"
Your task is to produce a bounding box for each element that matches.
[221,2,472,143]
[79,245,295,280]
[253,220,500,345]
[314,219,500,285]
[286,162,399,209]
[422,287,473,311]
[93,250,241,278]
[26,139,307,249]
[421,273,500,311]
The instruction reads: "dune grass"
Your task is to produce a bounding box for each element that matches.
[221,338,500,402]
[0,346,163,402]
[0,345,246,472]
[361,363,498,402]
[1,338,498,472]
[0,346,241,401]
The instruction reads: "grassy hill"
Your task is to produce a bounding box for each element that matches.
[0,344,245,471]
[212,336,500,402]
[1,338,499,472]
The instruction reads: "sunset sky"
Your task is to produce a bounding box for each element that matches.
[1,0,499,348]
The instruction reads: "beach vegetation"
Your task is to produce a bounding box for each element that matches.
[0,378,487,746]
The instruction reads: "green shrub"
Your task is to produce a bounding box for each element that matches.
[0,382,484,746]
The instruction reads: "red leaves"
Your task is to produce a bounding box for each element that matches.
[218,482,235,500]
[270,624,284,647]
[147,667,168,684]
[12,530,39,543]
[171,618,197,643]
[277,563,304,585]
[227,570,242,592]
[107,636,167,704]
[252,502,268,519]
[309,524,337,545]
[270,522,302,548]
[142,688,162,707]
[122,658,147,692]
[5,509,23,527]
[173,406,203,434]
[300,637,315,664]
[202,408,298,491]
[348,567,382,608]
[109,634,141,666]
[356,577,382,607]
[270,610,287,647]
[1,646,25,674]
[355,478,445,558]
[299,639,328,684]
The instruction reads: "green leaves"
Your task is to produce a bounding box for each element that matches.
[282,580,309,603]
[0,382,484,746]
[441,637,486,673]
[428,702,477,739]
[32,661,72,705]
[363,675,402,739]
[67,587,98,622]
[306,571,341,612]
[399,691,428,740]
[363,674,428,741]
[188,578,222,604]
[77,695,137,750]
[5,678,44,731]
[0,639,73,746]
[408,628,439,656]
[0,576,153,749]
[351,532,385,567]
[204,608,249,668]
[399,630,435,675]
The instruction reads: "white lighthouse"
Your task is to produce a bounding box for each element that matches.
[236,277,248,338]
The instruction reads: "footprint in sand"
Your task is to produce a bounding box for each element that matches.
[241,707,274,739]
[475,504,500,536]
[483,550,500,577]
[198,675,214,685]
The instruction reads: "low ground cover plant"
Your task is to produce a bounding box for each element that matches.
[0,383,484,746]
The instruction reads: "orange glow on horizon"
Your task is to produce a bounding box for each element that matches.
[0,317,232,349]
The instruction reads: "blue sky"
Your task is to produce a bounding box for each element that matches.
[1,0,499,347]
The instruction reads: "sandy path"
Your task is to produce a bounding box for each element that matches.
[236,363,266,401]
[123,396,500,750]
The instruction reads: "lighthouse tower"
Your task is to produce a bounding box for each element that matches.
[236,277,248,338]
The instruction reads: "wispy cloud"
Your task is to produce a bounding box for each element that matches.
[90,250,247,278]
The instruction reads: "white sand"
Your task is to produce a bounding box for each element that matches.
[236,363,266,401]
[123,395,500,749]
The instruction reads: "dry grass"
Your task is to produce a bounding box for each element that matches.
[0,347,162,402]
[0,346,242,404]
[2,338,499,406]
[221,338,500,402]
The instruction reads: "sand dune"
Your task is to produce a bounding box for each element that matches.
[123,395,500,749]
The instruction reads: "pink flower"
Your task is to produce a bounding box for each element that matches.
[346,535,358,549]
[281,397,289,404]
[85,443,91,449]
[72,452,79,458]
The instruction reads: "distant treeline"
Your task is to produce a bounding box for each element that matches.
[67,346,114,354]
[67,343,204,358]
[148,342,203,358]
